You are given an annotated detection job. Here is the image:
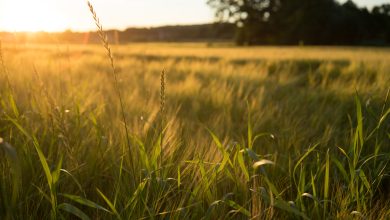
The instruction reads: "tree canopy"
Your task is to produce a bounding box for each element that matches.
[208,0,390,45]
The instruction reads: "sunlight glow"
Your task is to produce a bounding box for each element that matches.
[0,0,382,33]
[0,0,72,32]
[0,0,214,33]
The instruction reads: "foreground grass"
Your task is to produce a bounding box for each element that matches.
[0,43,389,219]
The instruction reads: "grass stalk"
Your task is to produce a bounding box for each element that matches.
[0,40,13,92]
[160,70,165,168]
[86,1,136,181]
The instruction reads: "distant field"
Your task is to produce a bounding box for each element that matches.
[5,43,390,60]
[0,43,389,219]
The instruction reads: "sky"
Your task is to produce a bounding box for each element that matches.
[0,0,388,32]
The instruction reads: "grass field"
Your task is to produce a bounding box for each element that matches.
[0,43,390,219]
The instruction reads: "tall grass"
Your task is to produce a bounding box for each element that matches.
[0,28,389,219]
[87,1,135,181]
[160,70,166,168]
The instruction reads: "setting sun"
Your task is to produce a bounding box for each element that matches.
[0,0,214,32]
[0,0,73,32]
[0,0,386,32]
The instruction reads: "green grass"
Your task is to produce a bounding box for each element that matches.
[0,40,389,219]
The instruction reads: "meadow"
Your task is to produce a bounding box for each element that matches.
[0,42,389,219]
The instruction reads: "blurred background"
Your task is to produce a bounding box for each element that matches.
[1,0,390,46]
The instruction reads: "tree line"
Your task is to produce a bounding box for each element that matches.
[2,0,390,46]
[0,23,235,44]
[208,0,390,45]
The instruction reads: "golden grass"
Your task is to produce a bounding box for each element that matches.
[0,41,389,219]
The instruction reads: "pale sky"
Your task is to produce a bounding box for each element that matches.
[0,0,388,32]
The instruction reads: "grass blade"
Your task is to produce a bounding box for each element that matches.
[96,188,122,220]
[58,203,90,220]
[61,194,111,213]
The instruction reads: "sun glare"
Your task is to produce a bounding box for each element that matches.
[0,0,70,32]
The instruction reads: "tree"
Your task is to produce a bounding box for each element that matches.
[373,4,390,16]
[207,0,282,45]
[208,0,390,45]
[208,0,342,45]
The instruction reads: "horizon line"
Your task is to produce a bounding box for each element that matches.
[0,21,226,34]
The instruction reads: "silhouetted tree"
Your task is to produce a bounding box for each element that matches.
[207,0,282,45]
[208,0,390,45]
